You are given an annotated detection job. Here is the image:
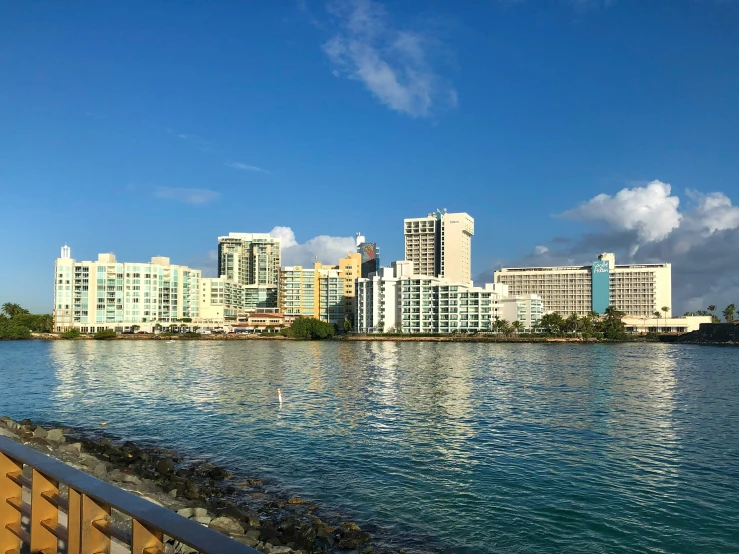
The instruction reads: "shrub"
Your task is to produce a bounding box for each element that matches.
[61,328,81,339]
[0,321,32,340]
[286,318,336,340]
[182,332,201,339]
[93,329,117,340]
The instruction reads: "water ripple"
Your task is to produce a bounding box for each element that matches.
[1,341,739,553]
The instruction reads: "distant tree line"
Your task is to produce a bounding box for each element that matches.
[0,303,53,340]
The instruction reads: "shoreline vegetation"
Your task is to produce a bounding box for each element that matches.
[0,417,379,554]
[2,302,737,344]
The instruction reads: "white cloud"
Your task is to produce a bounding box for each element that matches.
[684,190,739,235]
[534,245,549,255]
[323,0,456,117]
[226,161,270,174]
[560,180,682,244]
[269,226,356,266]
[154,187,220,205]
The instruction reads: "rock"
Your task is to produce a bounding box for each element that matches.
[268,547,292,554]
[0,428,19,440]
[193,507,208,518]
[236,536,259,547]
[208,466,228,480]
[0,417,20,430]
[79,454,99,469]
[92,463,108,479]
[246,530,261,540]
[157,458,175,474]
[108,470,126,482]
[46,429,65,442]
[59,444,81,456]
[123,474,142,485]
[183,482,200,500]
[33,427,48,439]
[287,497,307,505]
[168,489,178,498]
[192,516,212,525]
[210,516,245,535]
[177,508,194,518]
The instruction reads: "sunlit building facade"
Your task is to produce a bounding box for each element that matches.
[494,252,672,317]
[217,232,281,287]
[53,246,201,332]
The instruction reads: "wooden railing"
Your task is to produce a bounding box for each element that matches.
[0,436,259,554]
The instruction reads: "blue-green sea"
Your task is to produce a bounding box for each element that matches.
[1,340,738,553]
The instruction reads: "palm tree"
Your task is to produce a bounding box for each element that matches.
[661,306,670,332]
[512,320,524,334]
[708,305,716,316]
[1,303,28,318]
[723,304,736,323]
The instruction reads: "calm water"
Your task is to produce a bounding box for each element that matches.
[1,341,738,553]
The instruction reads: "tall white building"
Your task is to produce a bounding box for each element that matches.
[494,252,672,317]
[217,233,281,287]
[54,247,201,332]
[356,261,543,334]
[404,210,474,284]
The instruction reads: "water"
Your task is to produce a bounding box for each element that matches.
[1,340,738,553]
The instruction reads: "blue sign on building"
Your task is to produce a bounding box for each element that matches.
[591,260,610,313]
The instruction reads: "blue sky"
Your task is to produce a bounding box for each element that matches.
[1,0,738,314]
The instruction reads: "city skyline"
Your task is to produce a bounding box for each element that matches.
[2,1,738,314]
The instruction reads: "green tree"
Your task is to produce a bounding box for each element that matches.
[708,305,717,319]
[500,320,514,336]
[723,304,736,323]
[599,306,627,340]
[343,317,353,333]
[512,320,524,334]
[287,317,336,340]
[565,313,580,334]
[539,312,565,336]
[661,306,670,330]
[1,303,29,318]
[0,320,32,340]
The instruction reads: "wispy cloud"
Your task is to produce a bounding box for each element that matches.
[154,187,220,205]
[322,0,457,117]
[225,161,270,174]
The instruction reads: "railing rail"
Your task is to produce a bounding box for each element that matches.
[0,436,259,554]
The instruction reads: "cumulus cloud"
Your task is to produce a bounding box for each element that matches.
[269,226,356,266]
[560,180,682,244]
[323,0,456,117]
[154,187,220,205]
[478,181,739,314]
[534,245,549,255]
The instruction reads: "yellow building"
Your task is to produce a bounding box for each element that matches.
[279,253,360,328]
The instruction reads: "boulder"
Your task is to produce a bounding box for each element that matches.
[156,458,175,474]
[246,530,261,540]
[177,508,194,518]
[46,429,65,442]
[92,463,108,479]
[268,547,293,554]
[0,428,19,440]
[33,427,48,439]
[122,474,142,485]
[210,516,245,535]
[192,516,212,525]
[287,497,307,505]
[193,507,208,518]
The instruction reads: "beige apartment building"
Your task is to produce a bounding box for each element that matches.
[53,246,201,332]
[217,232,281,287]
[198,279,277,320]
[494,252,672,317]
[404,210,474,284]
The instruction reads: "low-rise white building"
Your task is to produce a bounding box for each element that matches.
[356,261,544,334]
[623,315,712,334]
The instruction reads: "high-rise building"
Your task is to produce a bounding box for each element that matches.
[404,210,474,284]
[494,252,672,317]
[54,247,201,332]
[355,233,381,278]
[217,233,281,286]
[356,261,543,334]
[279,262,348,326]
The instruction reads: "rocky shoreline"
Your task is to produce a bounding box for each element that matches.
[0,417,377,554]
